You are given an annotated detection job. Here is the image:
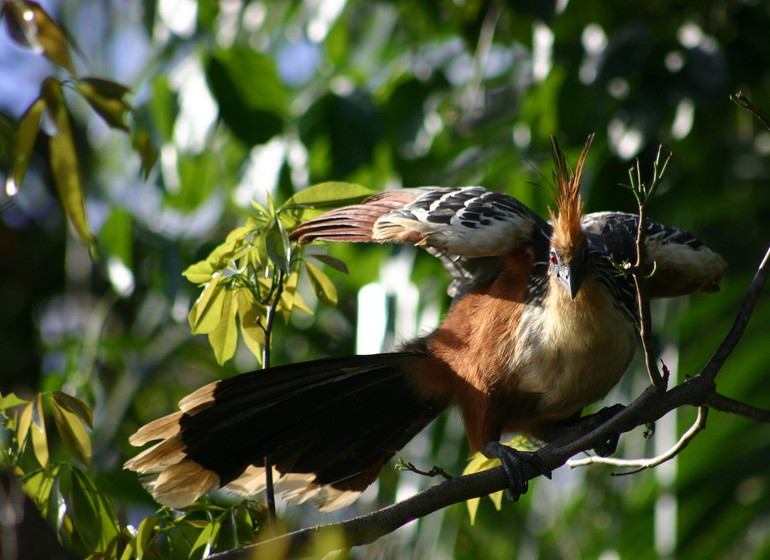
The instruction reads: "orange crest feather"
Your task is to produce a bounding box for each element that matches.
[548,134,594,259]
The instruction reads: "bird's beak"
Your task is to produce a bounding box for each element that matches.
[558,261,587,299]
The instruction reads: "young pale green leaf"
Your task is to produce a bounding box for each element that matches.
[283,181,375,208]
[208,289,238,365]
[236,290,265,363]
[75,77,132,131]
[135,514,162,559]
[41,78,95,246]
[3,1,76,73]
[462,450,503,523]
[304,260,338,307]
[16,402,33,456]
[8,97,45,196]
[188,513,222,560]
[0,392,30,411]
[183,259,218,285]
[30,393,49,468]
[188,273,224,333]
[50,398,92,464]
[309,253,349,274]
[466,496,481,526]
[51,391,93,429]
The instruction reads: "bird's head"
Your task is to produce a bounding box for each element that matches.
[548,134,593,299]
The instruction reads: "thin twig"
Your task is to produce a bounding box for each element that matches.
[567,406,708,474]
[731,91,770,132]
[626,146,671,390]
[261,268,286,525]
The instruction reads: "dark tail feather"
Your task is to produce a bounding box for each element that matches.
[124,353,446,511]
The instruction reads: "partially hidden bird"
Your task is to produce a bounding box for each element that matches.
[125,136,726,511]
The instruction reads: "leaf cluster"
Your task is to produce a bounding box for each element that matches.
[182,182,372,365]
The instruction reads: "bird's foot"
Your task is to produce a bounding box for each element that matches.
[590,404,625,457]
[482,441,552,501]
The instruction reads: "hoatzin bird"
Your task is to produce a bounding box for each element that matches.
[125,137,726,511]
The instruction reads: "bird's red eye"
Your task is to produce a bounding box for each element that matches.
[549,251,558,265]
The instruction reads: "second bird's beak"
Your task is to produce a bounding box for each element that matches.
[557,261,587,299]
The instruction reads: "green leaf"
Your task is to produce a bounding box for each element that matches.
[264,219,290,274]
[2,1,76,73]
[51,392,93,428]
[99,207,133,273]
[7,97,45,196]
[50,397,92,464]
[74,77,132,131]
[304,260,338,307]
[205,46,286,145]
[41,77,95,246]
[173,151,217,210]
[283,181,375,208]
[0,393,30,411]
[188,513,222,560]
[207,289,238,365]
[309,254,349,274]
[59,465,120,554]
[22,467,56,506]
[132,126,159,181]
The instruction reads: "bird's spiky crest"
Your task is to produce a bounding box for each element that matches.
[548,134,594,260]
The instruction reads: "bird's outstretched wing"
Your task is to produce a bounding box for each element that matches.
[582,212,727,298]
[292,186,550,298]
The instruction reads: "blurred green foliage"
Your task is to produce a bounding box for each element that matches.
[1,0,770,559]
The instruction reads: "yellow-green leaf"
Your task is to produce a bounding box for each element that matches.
[0,392,30,410]
[188,273,224,333]
[182,260,217,284]
[75,77,132,131]
[189,512,222,560]
[304,260,338,307]
[283,181,375,208]
[30,394,49,468]
[208,289,238,365]
[466,496,481,525]
[51,392,93,429]
[183,259,218,285]
[236,290,265,363]
[16,402,33,455]
[462,450,503,522]
[135,514,162,559]
[41,78,95,246]
[50,398,92,464]
[7,97,45,196]
[3,1,76,73]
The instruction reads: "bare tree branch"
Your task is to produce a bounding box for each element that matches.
[566,406,708,473]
